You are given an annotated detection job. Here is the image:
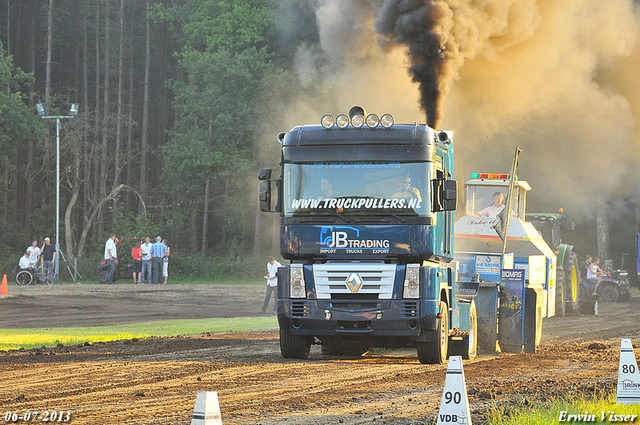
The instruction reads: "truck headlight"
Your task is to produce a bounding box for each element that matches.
[290,265,306,298]
[403,264,420,299]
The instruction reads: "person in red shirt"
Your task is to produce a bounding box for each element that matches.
[131,241,143,284]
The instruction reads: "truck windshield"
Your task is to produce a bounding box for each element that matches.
[283,162,431,217]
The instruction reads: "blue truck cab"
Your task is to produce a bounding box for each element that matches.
[258,107,476,364]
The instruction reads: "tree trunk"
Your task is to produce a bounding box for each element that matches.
[201,177,210,255]
[92,2,102,243]
[45,0,52,104]
[65,151,82,263]
[2,156,8,222]
[139,0,151,209]
[6,0,10,57]
[99,0,111,238]
[125,30,134,215]
[113,0,124,210]
[596,207,611,262]
[222,179,229,254]
[44,0,53,159]
[82,14,89,225]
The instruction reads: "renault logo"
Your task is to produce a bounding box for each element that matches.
[345,273,363,293]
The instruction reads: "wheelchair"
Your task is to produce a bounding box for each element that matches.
[13,265,52,286]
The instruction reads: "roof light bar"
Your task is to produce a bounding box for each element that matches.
[320,108,394,129]
[472,173,510,179]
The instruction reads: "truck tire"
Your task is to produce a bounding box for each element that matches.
[462,301,477,360]
[566,253,580,312]
[417,301,449,364]
[280,328,311,359]
[555,268,566,317]
[600,285,619,302]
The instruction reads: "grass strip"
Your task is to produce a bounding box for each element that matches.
[488,393,639,424]
[0,316,279,350]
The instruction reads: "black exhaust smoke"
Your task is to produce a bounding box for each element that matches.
[375,0,449,128]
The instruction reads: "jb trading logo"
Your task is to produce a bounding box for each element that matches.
[319,226,390,254]
[320,226,360,248]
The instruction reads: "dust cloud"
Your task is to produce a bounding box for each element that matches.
[278,0,640,216]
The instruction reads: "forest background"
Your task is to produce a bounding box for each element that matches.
[0,0,638,282]
[0,0,314,280]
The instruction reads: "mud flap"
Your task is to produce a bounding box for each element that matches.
[524,287,543,353]
[475,283,499,352]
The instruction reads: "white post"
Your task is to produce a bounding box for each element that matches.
[41,112,74,282]
[55,117,60,281]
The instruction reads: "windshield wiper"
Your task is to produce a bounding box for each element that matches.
[322,209,351,223]
[380,209,407,223]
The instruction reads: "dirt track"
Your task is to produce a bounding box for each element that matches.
[1,283,639,424]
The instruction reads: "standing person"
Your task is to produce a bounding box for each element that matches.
[131,241,142,284]
[104,233,118,283]
[151,236,167,284]
[140,236,153,283]
[27,240,41,269]
[162,239,170,285]
[41,237,56,284]
[261,256,281,314]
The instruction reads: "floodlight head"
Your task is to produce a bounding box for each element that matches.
[69,103,79,116]
[36,103,47,116]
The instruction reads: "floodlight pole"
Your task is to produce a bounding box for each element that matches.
[41,114,75,281]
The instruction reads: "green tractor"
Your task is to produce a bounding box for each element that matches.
[526,212,580,316]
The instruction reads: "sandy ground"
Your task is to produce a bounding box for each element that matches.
[0,282,639,424]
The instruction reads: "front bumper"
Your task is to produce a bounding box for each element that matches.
[277,298,439,340]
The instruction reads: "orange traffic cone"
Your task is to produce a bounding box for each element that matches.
[0,274,7,296]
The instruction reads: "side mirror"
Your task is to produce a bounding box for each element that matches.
[432,179,457,212]
[564,220,575,232]
[259,180,271,212]
[443,179,457,211]
[258,168,272,181]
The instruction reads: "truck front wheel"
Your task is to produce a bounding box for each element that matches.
[417,301,449,364]
[280,328,311,359]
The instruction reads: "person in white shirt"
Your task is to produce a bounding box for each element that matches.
[261,256,281,314]
[26,240,41,268]
[140,237,153,283]
[104,233,118,283]
[587,256,604,295]
[476,192,505,217]
[19,251,32,270]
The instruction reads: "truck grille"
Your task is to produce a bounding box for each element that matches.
[313,263,396,300]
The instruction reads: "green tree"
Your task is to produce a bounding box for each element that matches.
[0,39,45,251]
[162,0,282,256]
